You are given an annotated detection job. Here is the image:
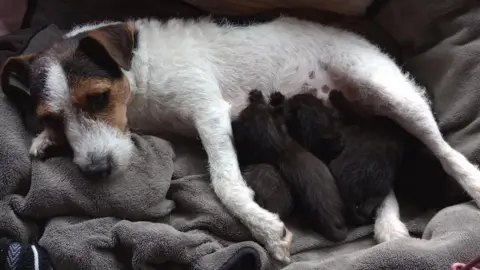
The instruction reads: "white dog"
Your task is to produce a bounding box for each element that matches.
[2,17,480,263]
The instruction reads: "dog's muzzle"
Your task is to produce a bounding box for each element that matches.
[78,153,113,178]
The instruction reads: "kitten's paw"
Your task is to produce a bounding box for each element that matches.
[374,215,410,243]
[248,89,265,104]
[29,131,53,159]
[269,92,286,107]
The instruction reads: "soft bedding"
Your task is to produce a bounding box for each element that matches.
[1,0,480,269]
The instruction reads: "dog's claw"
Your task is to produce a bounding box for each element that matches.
[266,226,292,264]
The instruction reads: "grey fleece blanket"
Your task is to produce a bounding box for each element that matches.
[2,1,480,269]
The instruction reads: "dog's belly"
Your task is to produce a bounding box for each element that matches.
[223,66,338,118]
[128,67,339,136]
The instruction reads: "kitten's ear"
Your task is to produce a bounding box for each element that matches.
[1,54,35,109]
[79,23,135,70]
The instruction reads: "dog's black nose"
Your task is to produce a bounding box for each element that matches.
[80,155,113,178]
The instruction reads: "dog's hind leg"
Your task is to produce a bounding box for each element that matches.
[374,189,409,242]
[331,56,480,242]
[194,98,292,263]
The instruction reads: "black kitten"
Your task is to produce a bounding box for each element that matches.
[327,90,407,225]
[284,92,344,164]
[232,90,347,241]
[284,90,406,225]
[395,136,469,210]
[242,164,293,219]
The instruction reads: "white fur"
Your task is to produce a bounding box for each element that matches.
[374,190,410,242]
[44,59,68,113]
[64,21,120,38]
[35,16,480,262]
[31,245,40,270]
[64,110,133,175]
[29,129,53,157]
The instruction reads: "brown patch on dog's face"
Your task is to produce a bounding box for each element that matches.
[70,76,130,132]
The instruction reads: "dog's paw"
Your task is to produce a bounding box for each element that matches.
[251,212,292,264]
[374,215,410,243]
[29,132,54,159]
[266,227,292,264]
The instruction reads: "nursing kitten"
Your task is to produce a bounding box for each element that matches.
[242,164,293,219]
[284,90,406,225]
[232,90,347,241]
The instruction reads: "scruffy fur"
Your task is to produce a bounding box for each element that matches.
[3,16,480,261]
[232,90,347,241]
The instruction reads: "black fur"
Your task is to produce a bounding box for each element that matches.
[233,90,288,167]
[395,136,469,210]
[242,164,293,219]
[284,93,344,164]
[329,90,407,225]
[232,90,347,241]
[283,90,406,225]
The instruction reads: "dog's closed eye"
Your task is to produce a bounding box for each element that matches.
[86,90,110,112]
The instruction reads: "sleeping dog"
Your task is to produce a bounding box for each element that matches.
[2,17,480,262]
[233,90,347,241]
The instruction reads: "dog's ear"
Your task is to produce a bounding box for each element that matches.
[1,54,35,105]
[79,23,135,71]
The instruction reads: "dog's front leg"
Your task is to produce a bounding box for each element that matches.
[374,189,409,242]
[194,100,292,263]
[30,127,70,159]
[30,129,55,158]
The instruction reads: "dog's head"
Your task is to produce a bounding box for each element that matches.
[1,22,136,178]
